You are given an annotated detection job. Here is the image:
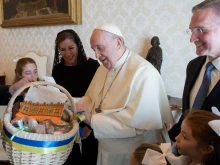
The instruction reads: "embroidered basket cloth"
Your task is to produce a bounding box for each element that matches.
[2,81,78,165]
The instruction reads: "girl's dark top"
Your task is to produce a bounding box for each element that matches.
[0,85,11,105]
[52,58,100,97]
[0,85,23,105]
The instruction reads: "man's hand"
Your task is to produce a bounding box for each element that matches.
[9,78,35,95]
[76,103,92,126]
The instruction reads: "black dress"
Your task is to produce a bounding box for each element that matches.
[52,58,100,165]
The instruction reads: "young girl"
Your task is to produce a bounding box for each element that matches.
[175,110,220,165]
[130,143,171,165]
[14,57,38,83]
[9,57,38,103]
[131,110,220,165]
[0,58,38,105]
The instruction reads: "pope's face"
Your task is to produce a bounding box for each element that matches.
[90,30,119,69]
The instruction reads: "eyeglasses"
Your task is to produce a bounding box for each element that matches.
[186,27,209,36]
[186,25,220,36]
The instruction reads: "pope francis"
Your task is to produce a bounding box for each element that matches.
[75,23,173,165]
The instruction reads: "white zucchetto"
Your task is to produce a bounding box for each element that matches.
[95,23,123,38]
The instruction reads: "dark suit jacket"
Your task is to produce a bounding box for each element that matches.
[168,56,220,141]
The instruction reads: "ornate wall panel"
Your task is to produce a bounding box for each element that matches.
[0,0,202,97]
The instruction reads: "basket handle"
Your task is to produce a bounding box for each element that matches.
[7,81,75,114]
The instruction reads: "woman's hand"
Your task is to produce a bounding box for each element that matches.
[76,103,92,126]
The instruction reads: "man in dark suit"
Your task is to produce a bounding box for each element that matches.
[169,0,220,142]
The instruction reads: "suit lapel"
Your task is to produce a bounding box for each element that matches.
[183,56,206,110]
[202,80,220,110]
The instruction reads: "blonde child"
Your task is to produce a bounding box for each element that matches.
[9,57,38,95]
[130,143,171,165]
[9,57,38,104]
[131,110,220,165]
[14,57,38,83]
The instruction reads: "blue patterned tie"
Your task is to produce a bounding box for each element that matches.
[192,62,215,110]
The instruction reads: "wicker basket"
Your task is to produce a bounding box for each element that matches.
[1,81,79,165]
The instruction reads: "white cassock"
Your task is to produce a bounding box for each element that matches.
[82,48,173,165]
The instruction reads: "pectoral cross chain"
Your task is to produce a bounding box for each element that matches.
[95,50,130,114]
[95,104,102,113]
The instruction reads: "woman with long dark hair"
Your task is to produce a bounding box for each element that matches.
[52,29,99,165]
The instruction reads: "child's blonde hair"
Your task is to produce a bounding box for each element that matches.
[132,143,171,165]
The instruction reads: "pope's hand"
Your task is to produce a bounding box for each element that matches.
[76,103,91,125]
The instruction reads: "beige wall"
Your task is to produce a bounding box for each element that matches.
[0,0,202,97]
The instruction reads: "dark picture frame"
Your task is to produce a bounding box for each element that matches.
[0,0,82,27]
